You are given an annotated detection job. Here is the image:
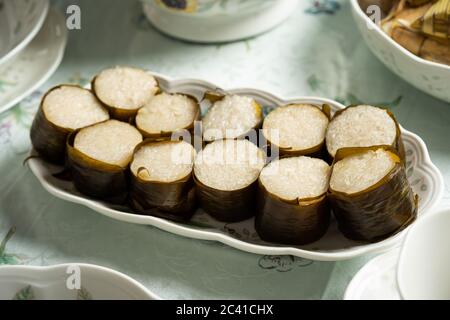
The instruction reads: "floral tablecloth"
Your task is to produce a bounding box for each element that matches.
[1,0,449,300]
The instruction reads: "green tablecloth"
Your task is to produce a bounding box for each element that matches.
[1,0,449,299]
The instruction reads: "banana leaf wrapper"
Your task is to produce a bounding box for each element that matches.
[66,130,129,202]
[136,93,201,140]
[255,183,330,245]
[129,142,197,222]
[265,104,331,159]
[328,146,418,242]
[91,76,161,122]
[391,26,450,65]
[30,85,80,164]
[329,106,406,162]
[411,0,450,40]
[407,0,432,7]
[202,91,263,143]
[193,174,258,222]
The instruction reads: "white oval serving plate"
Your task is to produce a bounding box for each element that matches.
[0,263,160,300]
[27,73,444,261]
[0,7,67,114]
[350,0,450,103]
[0,0,49,67]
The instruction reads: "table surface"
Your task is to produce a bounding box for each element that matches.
[0,0,449,300]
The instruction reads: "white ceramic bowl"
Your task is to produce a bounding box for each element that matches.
[0,264,160,300]
[27,72,444,261]
[350,0,450,103]
[0,0,49,67]
[0,7,68,114]
[397,208,450,300]
[142,0,298,43]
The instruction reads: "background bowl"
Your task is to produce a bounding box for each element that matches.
[0,0,49,67]
[0,264,160,300]
[397,208,450,300]
[350,0,450,103]
[142,0,299,43]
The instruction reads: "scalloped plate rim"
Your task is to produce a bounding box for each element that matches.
[27,72,444,261]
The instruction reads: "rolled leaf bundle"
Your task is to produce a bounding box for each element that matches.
[202,94,263,142]
[30,85,109,164]
[381,0,450,65]
[411,0,450,40]
[255,157,331,245]
[135,92,200,139]
[406,0,432,6]
[328,146,418,242]
[194,139,266,222]
[129,140,197,221]
[92,66,159,121]
[326,105,405,160]
[67,120,143,200]
[262,104,330,157]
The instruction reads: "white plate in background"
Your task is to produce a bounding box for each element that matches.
[0,0,49,67]
[350,0,450,103]
[0,7,67,114]
[28,73,444,261]
[344,249,400,300]
[0,263,160,300]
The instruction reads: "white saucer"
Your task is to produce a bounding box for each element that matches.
[0,263,160,300]
[344,249,401,300]
[0,7,67,114]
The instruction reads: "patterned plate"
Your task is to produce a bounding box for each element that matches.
[0,264,160,300]
[0,8,67,114]
[27,73,444,261]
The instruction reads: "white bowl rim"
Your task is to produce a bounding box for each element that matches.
[0,0,50,66]
[0,263,161,300]
[396,207,450,300]
[350,0,450,72]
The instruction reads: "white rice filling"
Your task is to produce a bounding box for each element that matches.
[131,141,195,182]
[263,104,329,150]
[136,93,198,134]
[260,156,330,201]
[326,105,397,157]
[43,86,109,130]
[202,95,262,141]
[94,67,158,110]
[194,139,265,191]
[330,149,396,194]
[74,120,143,167]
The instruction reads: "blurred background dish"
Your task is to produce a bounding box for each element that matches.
[0,263,160,300]
[142,0,299,43]
[0,0,49,67]
[345,207,450,300]
[0,8,67,114]
[397,208,450,300]
[351,0,450,103]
